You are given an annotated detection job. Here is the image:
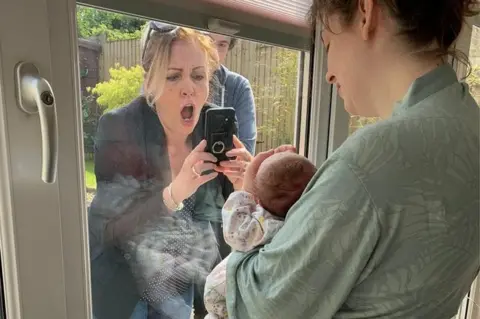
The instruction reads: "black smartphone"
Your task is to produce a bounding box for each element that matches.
[204,107,237,162]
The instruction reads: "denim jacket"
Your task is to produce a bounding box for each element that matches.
[211,65,257,154]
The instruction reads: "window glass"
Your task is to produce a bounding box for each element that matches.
[78,5,307,318]
[467,25,480,105]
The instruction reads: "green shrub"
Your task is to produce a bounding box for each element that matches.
[89,64,144,112]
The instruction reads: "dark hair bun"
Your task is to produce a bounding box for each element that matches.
[309,0,479,57]
[385,0,479,53]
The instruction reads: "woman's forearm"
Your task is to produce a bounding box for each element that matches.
[100,184,168,246]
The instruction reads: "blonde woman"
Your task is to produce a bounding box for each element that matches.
[88,22,252,319]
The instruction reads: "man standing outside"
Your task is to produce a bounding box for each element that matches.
[209,33,257,155]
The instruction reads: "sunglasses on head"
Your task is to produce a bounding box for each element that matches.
[141,21,178,62]
[142,21,212,62]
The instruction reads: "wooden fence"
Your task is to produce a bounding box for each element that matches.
[99,37,299,153]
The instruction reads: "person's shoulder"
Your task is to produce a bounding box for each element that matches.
[329,98,478,179]
[97,96,147,139]
[221,65,251,88]
[406,81,479,135]
[99,96,147,125]
[222,65,247,81]
[323,118,409,175]
[331,120,385,156]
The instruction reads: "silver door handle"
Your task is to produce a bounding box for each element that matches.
[15,62,58,184]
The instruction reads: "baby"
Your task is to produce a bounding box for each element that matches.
[203,150,317,318]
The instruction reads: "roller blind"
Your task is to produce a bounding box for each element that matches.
[203,0,313,28]
[80,0,314,50]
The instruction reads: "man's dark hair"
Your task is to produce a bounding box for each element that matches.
[229,38,238,50]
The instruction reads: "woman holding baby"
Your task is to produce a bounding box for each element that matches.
[88,22,252,319]
[224,0,480,318]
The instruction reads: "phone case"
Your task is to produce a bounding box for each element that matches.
[204,107,237,162]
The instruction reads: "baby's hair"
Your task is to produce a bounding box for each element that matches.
[255,152,316,217]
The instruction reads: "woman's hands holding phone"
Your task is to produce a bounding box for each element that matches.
[215,135,253,190]
[165,138,290,209]
[167,140,219,207]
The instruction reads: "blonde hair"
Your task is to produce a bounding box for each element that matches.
[141,26,220,105]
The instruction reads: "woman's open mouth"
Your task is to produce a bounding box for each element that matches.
[181,104,194,122]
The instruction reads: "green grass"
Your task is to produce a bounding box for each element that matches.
[85,160,96,190]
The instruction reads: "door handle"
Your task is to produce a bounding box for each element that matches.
[15,62,58,184]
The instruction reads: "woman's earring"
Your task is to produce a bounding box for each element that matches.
[146,93,155,108]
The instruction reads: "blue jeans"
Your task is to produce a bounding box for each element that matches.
[130,285,194,319]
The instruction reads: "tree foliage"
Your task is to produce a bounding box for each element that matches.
[76,6,145,40]
[89,64,144,112]
[82,95,99,157]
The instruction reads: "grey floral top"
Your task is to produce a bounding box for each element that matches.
[226,64,480,319]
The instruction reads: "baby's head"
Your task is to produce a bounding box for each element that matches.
[249,152,316,217]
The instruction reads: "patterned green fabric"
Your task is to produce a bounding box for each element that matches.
[226,64,480,319]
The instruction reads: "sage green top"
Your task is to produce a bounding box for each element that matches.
[226,64,480,319]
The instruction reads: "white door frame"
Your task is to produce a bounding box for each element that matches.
[0,0,91,317]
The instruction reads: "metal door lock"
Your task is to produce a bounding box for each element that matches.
[14,61,58,184]
[40,91,54,105]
